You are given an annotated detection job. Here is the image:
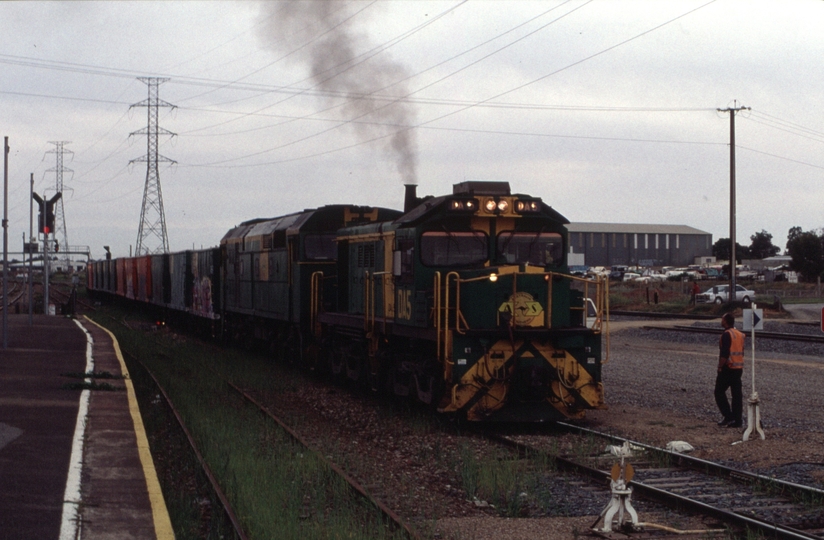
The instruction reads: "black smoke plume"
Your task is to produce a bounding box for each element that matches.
[259,1,418,184]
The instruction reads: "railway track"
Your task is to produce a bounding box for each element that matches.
[487,424,824,539]
[50,282,97,312]
[129,353,249,540]
[95,302,823,539]
[642,324,824,344]
[119,333,420,540]
[228,382,422,540]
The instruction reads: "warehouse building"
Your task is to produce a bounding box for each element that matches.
[567,223,713,268]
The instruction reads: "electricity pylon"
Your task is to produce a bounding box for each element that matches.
[45,141,72,270]
[130,77,176,255]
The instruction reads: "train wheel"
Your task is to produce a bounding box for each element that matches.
[345,349,363,382]
[330,347,345,380]
[389,363,411,398]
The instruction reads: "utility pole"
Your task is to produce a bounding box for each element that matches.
[29,173,34,325]
[3,136,8,349]
[46,141,73,272]
[130,77,176,255]
[717,102,750,300]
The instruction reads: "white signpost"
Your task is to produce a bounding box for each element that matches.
[742,304,765,441]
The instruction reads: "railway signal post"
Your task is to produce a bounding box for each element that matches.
[33,191,61,315]
[742,304,766,441]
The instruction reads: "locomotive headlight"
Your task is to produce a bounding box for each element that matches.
[497,200,509,212]
[489,273,498,282]
[449,198,479,212]
[484,199,497,213]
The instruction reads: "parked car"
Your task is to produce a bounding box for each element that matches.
[569,265,588,277]
[704,268,724,280]
[609,270,623,280]
[695,284,755,304]
[642,271,668,282]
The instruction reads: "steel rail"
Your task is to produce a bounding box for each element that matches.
[554,422,824,539]
[126,353,249,540]
[642,324,824,344]
[611,309,716,320]
[558,422,824,501]
[49,281,97,312]
[227,381,423,540]
[488,430,822,539]
[485,428,824,540]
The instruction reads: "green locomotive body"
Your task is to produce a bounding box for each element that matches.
[220,205,402,359]
[89,181,607,422]
[318,181,607,421]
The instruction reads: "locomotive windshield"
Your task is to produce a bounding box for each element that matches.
[304,233,337,260]
[421,231,487,267]
[497,231,563,266]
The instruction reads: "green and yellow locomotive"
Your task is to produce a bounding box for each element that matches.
[88,181,608,423]
[316,181,607,421]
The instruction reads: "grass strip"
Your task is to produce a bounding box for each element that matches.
[90,307,408,540]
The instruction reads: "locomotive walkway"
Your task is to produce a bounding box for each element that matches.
[0,314,173,540]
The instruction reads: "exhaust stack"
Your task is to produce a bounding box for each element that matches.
[404,184,419,213]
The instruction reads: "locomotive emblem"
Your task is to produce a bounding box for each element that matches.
[498,292,544,327]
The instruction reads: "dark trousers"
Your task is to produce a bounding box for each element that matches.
[714,367,743,423]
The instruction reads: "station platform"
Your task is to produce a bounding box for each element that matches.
[0,314,173,540]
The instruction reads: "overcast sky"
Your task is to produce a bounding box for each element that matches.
[2,0,822,260]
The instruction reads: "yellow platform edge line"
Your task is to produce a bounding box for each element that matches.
[83,316,175,540]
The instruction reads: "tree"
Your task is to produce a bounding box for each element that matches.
[748,230,780,259]
[785,228,824,282]
[712,238,747,263]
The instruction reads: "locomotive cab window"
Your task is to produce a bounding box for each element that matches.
[395,238,415,283]
[497,231,563,266]
[304,233,337,260]
[421,231,487,267]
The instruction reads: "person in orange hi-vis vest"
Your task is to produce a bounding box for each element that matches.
[715,312,745,428]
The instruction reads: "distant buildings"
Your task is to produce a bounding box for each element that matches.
[567,223,712,268]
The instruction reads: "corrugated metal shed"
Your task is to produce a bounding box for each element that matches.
[566,222,713,267]
[568,223,710,235]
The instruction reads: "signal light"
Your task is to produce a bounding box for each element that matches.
[33,192,61,235]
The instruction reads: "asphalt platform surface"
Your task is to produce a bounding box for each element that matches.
[0,314,172,540]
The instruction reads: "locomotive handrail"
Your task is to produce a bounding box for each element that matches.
[565,272,610,364]
[437,268,610,364]
[364,271,371,334]
[444,272,463,376]
[445,271,468,335]
[310,271,323,338]
[364,270,392,362]
[371,271,391,335]
[433,271,455,382]
[434,271,441,364]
